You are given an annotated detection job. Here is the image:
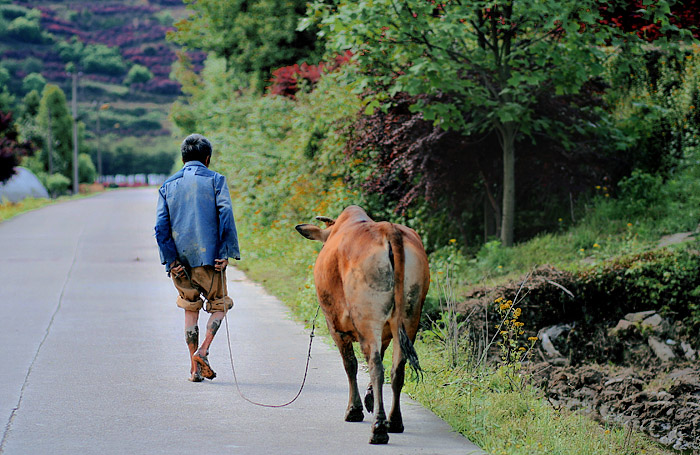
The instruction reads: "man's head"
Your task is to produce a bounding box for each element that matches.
[181,134,212,166]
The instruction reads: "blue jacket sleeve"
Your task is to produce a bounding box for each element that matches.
[154,186,179,269]
[215,175,240,260]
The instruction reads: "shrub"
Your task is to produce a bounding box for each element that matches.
[21,73,46,95]
[45,173,70,196]
[81,44,127,75]
[78,153,96,183]
[6,16,44,43]
[124,64,153,86]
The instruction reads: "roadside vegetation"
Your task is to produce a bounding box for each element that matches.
[164,1,700,453]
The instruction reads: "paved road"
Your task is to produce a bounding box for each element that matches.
[0,188,484,455]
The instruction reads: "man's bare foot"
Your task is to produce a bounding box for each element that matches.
[192,353,216,380]
[189,371,203,382]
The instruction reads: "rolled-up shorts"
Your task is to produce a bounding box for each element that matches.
[172,265,234,313]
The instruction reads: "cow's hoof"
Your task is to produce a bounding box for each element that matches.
[388,419,404,433]
[364,389,374,413]
[369,431,389,445]
[345,407,364,422]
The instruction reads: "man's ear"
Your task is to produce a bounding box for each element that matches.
[205,155,211,167]
[295,224,329,242]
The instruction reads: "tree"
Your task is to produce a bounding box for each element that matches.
[37,84,73,179]
[168,0,322,87]
[22,72,46,95]
[124,64,153,86]
[57,38,126,75]
[312,0,685,246]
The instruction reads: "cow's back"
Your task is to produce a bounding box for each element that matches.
[314,217,428,340]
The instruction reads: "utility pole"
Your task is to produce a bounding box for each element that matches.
[71,71,79,195]
[46,104,53,175]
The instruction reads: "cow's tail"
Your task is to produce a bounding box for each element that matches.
[388,226,422,380]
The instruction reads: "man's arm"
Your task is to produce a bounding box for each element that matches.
[214,174,240,261]
[154,187,179,271]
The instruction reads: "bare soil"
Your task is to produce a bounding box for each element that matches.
[456,266,700,452]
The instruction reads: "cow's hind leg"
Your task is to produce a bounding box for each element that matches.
[335,334,364,422]
[365,343,389,444]
[388,345,406,433]
[364,342,389,413]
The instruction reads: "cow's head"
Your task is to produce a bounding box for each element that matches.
[295,216,335,243]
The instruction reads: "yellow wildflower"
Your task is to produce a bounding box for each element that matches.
[449,238,456,244]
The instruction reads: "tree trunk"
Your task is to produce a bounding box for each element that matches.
[500,125,516,247]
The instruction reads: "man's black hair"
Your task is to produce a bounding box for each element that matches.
[181,134,212,163]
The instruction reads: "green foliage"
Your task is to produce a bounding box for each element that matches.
[45,173,70,196]
[78,153,95,183]
[37,84,73,179]
[21,72,46,95]
[0,66,9,88]
[310,0,685,247]
[80,44,127,75]
[20,89,40,120]
[57,38,126,75]
[168,0,322,88]
[5,10,51,44]
[0,4,30,21]
[578,247,700,342]
[124,64,153,86]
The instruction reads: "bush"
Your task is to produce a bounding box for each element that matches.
[21,73,46,95]
[124,64,153,86]
[45,173,70,196]
[81,44,127,75]
[78,153,95,183]
[5,11,49,44]
[0,4,29,21]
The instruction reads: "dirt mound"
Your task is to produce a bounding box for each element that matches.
[455,263,700,450]
[529,363,700,451]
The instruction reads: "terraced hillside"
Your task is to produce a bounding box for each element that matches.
[1,0,204,175]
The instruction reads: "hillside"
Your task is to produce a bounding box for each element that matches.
[1,0,205,175]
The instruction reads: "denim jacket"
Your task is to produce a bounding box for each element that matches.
[155,161,240,271]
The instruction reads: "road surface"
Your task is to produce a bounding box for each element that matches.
[0,188,484,455]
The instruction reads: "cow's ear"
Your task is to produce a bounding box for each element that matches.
[295,224,329,242]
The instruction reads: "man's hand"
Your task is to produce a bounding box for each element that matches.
[214,258,228,272]
[170,260,185,278]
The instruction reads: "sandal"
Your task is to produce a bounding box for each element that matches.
[192,353,216,380]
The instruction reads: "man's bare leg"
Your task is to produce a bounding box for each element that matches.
[185,310,201,382]
[192,311,224,379]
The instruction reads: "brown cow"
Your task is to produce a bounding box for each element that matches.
[295,205,429,444]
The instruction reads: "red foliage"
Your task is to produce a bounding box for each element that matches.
[0,111,36,184]
[599,0,700,40]
[268,51,353,98]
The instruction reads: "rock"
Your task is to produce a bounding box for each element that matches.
[668,369,700,396]
[540,333,563,358]
[641,314,669,334]
[658,232,694,248]
[681,341,697,361]
[540,324,572,341]
[608,319,635,336]
[624,310,656,322]
[648,337,676,362]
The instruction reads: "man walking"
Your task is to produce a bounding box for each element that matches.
[155,134,240,382]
